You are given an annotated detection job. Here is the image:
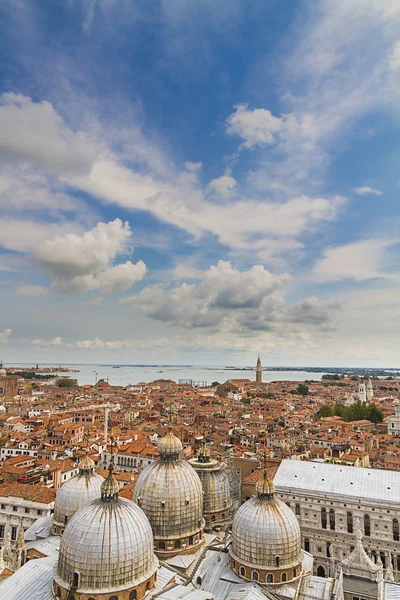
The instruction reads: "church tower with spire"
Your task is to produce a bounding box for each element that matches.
[256,355,262,384]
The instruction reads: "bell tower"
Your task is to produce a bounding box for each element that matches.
[256,355,262,384]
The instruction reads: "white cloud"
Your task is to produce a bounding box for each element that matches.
[208,175,236,197]
[0,94,97,174]
[313,238,397,282]
[0,329,11,343]
[184,161,202,172]
[17,285,48,297]
[34,218,131,278]
[354,186,382,196]
[0,219,84,252]
[226,104,297,149]
[33,218,147,294]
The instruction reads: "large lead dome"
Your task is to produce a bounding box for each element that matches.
[53,454,104,535]
[54,465,157,600]
[133,431,205,558]
[229,473,303,585]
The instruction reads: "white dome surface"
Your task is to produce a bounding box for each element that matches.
[230,481,303,570]
[56,496,156,593]
[133,459,203,538]
[53,463,104,528]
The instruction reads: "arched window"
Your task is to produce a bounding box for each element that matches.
[174,540,181,549]
[159,541,165,550]
[317,566,325,578]
[329,509,335,530]
[57,586,62,599]
[252,571,259,581]
[196,576,202,585]
[275,556,280,567]
[304,538,310,553]
[212,515,216,522]
[397,555,400,572]
[293,567,297,577]
[64,515,68,525]
[73,572,79,589]
[295,503,301,516]
[129,591,137,600]
[371,550,377,563]
[285,502,290,508]
[326,543,331,558]
[380,552,386,568]
[347,512,353,534]
[189,536,194,545]
[267,574,273,583]
[364,514,370,537]
[393,519,399,542]
[321,508,327,529]
[240,566,246,577]
[281,573,287,582]
[146,582,151,591]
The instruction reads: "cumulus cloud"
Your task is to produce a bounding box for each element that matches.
[0,329,11,343]
[208,175,237,197]
[123,260,339,336]
[354,186,382,196]
[226,104,297,149]
[0,219,84,253]
[313,238,397,282]
[0,94,97,174]
[33,218,147,294]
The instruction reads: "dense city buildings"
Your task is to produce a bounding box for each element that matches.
[0,358,399,598]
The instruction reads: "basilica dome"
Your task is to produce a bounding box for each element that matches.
[133,431,205,558]
[229,473,303,585]
[189,443,233,530]
[0,362,6,377]
[53,454,104,535]
[54,465,157,600]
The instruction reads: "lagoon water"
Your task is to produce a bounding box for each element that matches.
[11,364,327,386]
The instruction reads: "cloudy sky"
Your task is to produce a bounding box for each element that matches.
[1,0,400,367]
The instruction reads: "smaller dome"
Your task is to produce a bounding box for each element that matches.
[157,430,183,458]
[0,362,6,377]
[53,456,104,532]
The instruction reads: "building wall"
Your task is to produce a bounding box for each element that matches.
[276,486,400,576]
[0,376,19,398]
[0,494,54,542]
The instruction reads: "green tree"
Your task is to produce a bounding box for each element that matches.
[296,383,309,396]
[58,378,75,388]
[211,381,220,387]
[319,404,333,418]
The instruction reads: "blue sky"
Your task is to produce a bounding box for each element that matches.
[0,0,400,366]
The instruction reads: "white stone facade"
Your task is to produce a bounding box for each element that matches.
[275,460,400,579]
[0,493,54,544]
[387,404,400,435]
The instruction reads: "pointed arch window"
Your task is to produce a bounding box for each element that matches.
[393,518,399,542]
[347,512,353,534]
[329,509,335,530]
[364,514,370,537]
[304,538,310,552]
[321,508,327,529]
